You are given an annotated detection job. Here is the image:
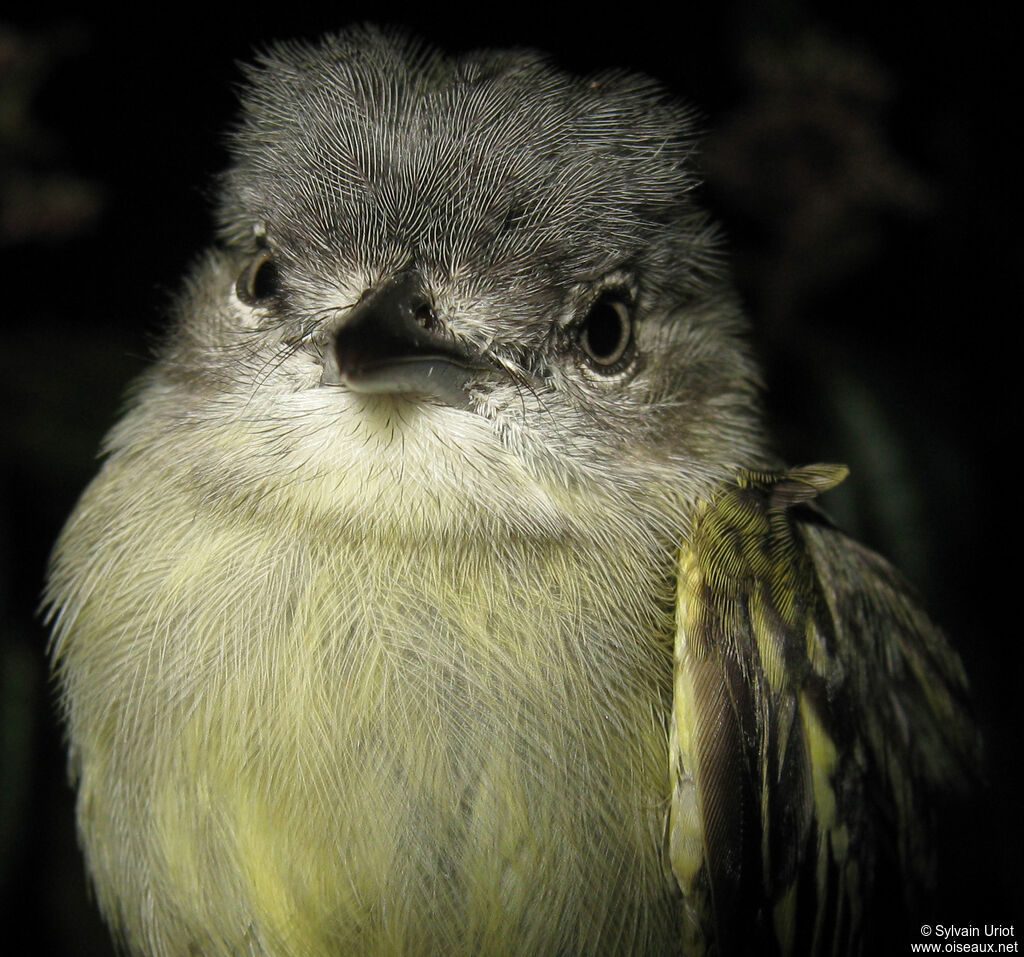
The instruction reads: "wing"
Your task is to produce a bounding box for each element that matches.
[668,465,977,957]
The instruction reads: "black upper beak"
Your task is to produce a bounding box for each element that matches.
[323,270,486,407]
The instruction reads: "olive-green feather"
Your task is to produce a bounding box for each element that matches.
[670,464,976,956]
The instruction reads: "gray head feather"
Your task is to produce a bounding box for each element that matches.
[220,26,716,298]
[134,27,769,535]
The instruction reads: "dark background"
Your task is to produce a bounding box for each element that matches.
[2,3,1018,953]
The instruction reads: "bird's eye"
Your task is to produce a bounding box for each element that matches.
[236,250,279,306]
[577,293,633,369]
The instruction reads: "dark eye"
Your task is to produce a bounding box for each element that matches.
[236,250,279,306]
[578,293,633,369]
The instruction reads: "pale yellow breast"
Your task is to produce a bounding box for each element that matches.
[54,472,683,955]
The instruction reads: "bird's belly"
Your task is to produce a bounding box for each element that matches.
[140,645,676,955]
[78,542,681,955]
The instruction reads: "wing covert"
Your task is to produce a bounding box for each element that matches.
[668,465,973,956]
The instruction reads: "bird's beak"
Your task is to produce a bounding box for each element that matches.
[321,270,487,408]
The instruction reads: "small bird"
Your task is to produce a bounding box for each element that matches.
[45,27,976,957]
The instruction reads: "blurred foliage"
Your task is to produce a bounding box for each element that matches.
[0,23,101,244]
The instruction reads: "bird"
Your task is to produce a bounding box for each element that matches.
[44,26,977,957]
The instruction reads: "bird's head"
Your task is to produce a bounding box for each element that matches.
[139,28,769,540]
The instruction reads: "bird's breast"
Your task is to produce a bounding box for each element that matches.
[63,495,682,954]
